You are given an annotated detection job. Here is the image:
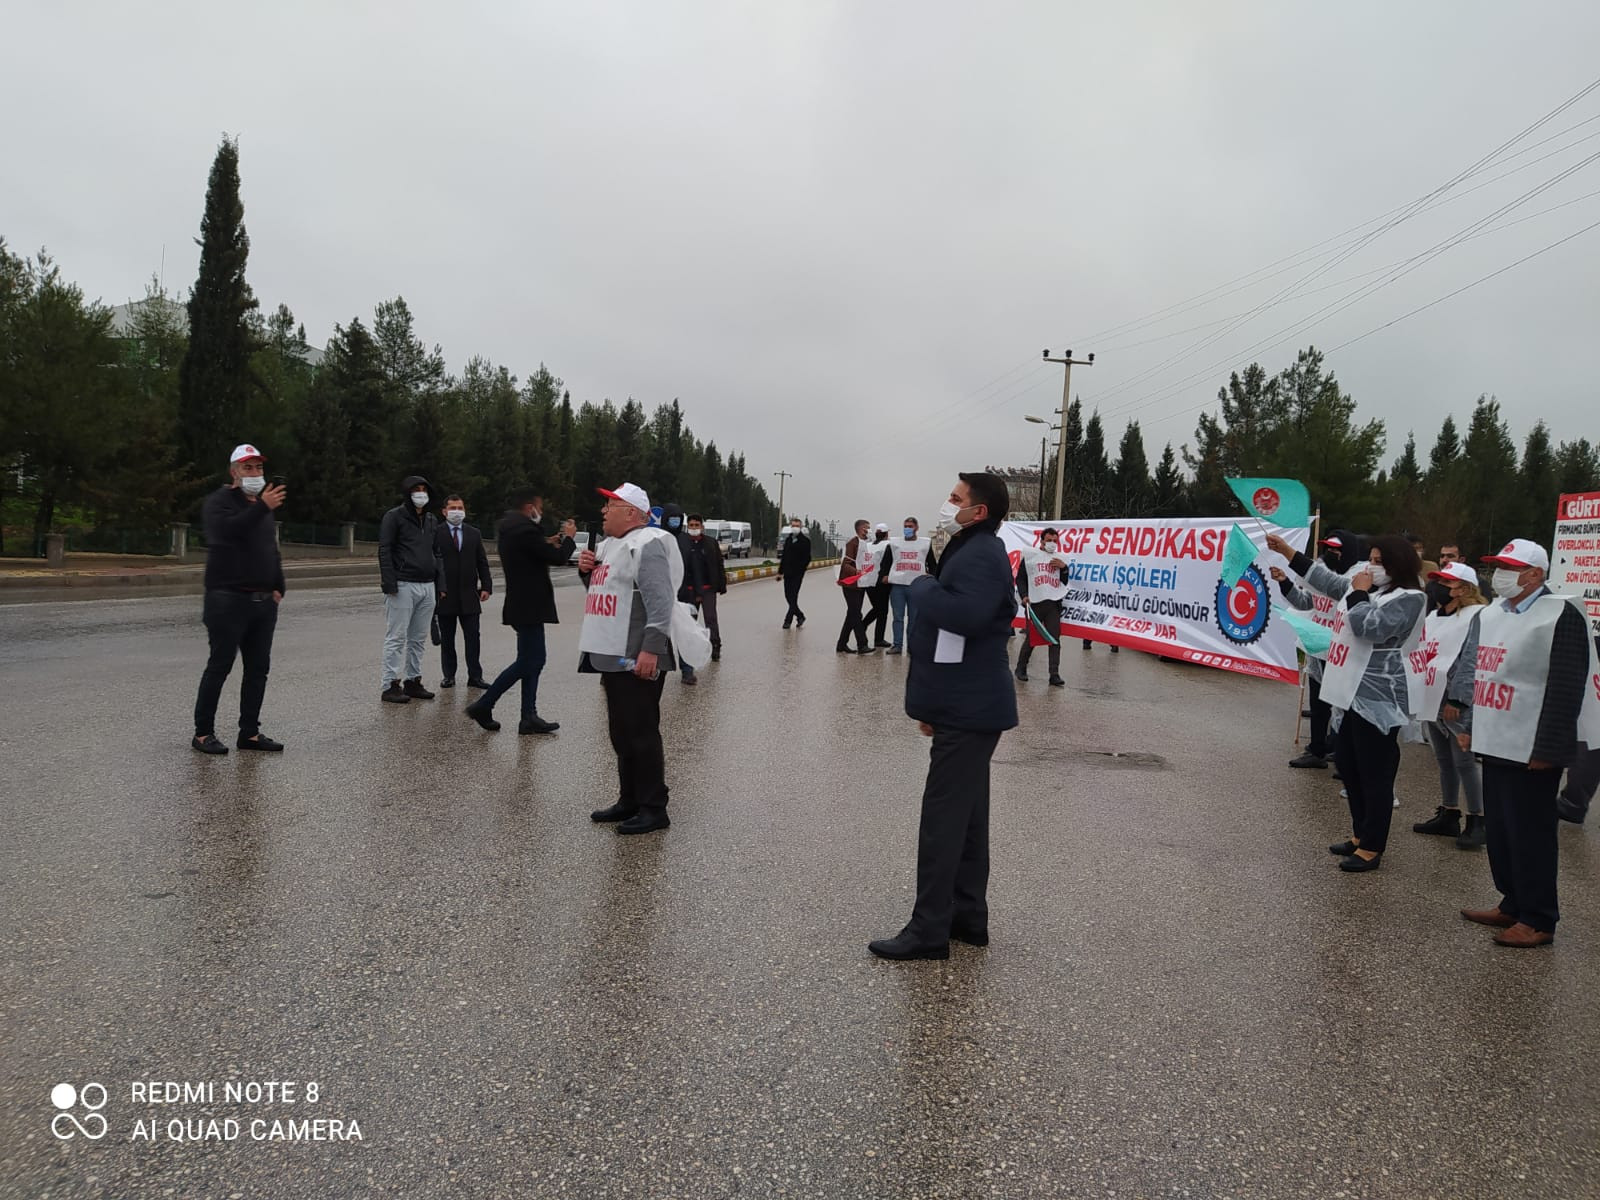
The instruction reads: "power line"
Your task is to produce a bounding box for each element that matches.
[1094,148,1600,423]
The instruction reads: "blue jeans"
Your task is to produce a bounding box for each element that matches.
[889,587,916,648]
[481,624,547,720]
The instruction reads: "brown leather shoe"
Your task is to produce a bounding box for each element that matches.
[1494,923,1554,948]
[1460,906,1517,928]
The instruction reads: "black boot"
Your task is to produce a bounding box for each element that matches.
[1456,813,1487,849]
[1412,806,1461,837]
[711,643,721,662]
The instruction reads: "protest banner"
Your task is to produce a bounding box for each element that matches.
[1552,490,1600,638]
[1001,517,1311,683]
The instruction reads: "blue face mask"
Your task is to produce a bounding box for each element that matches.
[667,517,681,529]
[903,527,916,539]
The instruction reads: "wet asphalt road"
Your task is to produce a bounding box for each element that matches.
[2,578,1598,1199]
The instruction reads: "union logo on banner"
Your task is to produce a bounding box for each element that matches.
[1252,487,1280,516]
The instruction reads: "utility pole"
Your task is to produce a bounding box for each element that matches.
[1042,349,1094,521]
[773,470,792,525]
[1037,436,1047,519]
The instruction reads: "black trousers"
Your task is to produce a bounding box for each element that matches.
[437,612,482,681]
[782,575,806,625]
[866,583,892,645]
[1016,599,1062,676]
[1482,759,1563,932]
[602,670,670,814]
[838,588,868,650]
[193,589,279,738]
[1334,712,1399,854]
[908,728,1002,941]
[1307,673,1332,758]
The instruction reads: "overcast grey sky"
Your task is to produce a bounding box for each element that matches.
[5,1,1598,528]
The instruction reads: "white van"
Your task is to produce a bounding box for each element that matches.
[725,521,752,559]
[567,530,594,565]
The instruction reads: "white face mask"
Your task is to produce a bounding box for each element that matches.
[687,527,703,538]
[1367,564,1390,590]
[240,475,266,495]
[937,500,966,534]
[445,509,466,526]
[411,491,429,508]
[1492,568,1525,599]
[791,527,802,536]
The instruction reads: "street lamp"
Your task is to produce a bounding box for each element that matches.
[1024,419,1062,521]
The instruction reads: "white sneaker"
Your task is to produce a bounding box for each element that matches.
[1340,788,1348,799]
[1393,793,1401,809]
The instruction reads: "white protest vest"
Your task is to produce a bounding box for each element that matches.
[886,538,932,586]
[1470,594,1600,762]
[1020,548,1069,603]
[1319,587,1426,715]
[1412,606,1479,722]
[855,540,890,589]
[577,526,684,657]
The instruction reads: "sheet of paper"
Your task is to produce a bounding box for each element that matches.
[934,629,966,664]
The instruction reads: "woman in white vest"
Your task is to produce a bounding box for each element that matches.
[1445,539,1600,948]
[1410,561,1489,849]
[1272,529,1368,768]
[1014,527,1070,686]
[884,517,938,655]
[1267,532,1427,873]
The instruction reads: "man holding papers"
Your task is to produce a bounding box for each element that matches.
[869,472,1019,962]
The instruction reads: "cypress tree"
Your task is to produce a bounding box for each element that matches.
[178,135,259,480]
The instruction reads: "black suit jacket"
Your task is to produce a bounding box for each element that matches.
[434,522,493,616]
[496,511,574,627]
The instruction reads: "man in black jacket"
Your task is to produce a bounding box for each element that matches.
[191,443,288,755]
[870,472,1019,961]
[680,512,728,682]
[378,474,443,704]
[434,494,494,689]
[777,518,811,628]
[1448,538,1598,949]
[465,487,576,734]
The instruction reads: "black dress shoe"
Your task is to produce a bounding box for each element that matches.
[1014,666,1029,682]
[868,932,949,961]
[1329,839,1358,856]
[1338,853,1382,873]
[590,802,636,823]
[463,702,500,731]
[617,810,670,835]
[874,640,892,648]
[518,716,560,734]
[837,645,857,654]
[192,734,229,755]
[1047,675,1066,687]
[782,620,793,629]
[439,677,456,689]
[237,734,284,752]
[950,924,989,947]
[1288,752,1327,768]
[466,677,491,689]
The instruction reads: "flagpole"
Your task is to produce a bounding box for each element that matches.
[1292,505,1321,748]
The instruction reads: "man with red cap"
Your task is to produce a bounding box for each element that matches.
[190,444,288,754]
[1446,538,1600,948]
[577,482,685,835]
